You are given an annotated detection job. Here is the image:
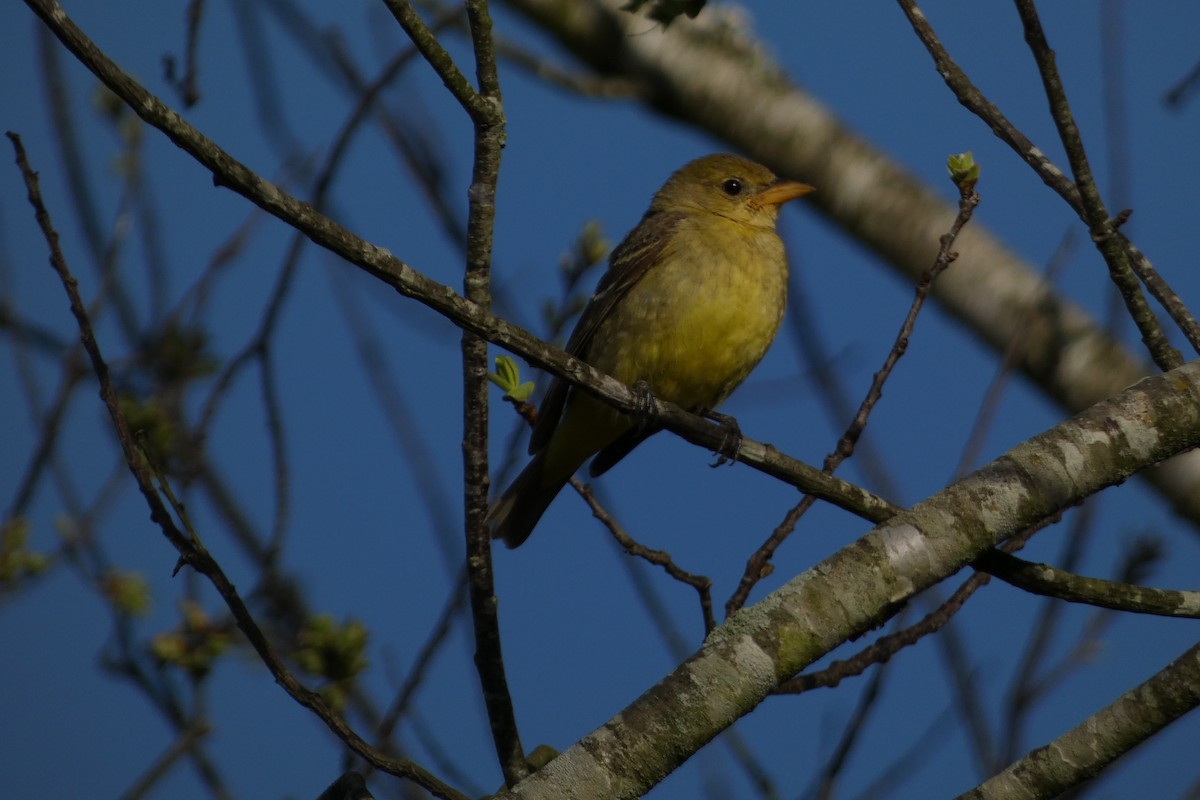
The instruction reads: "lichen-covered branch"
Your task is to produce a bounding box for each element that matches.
[502,362,1200,798]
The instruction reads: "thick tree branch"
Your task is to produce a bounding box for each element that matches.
[501,361,1200,798]
[957,638,1200,799]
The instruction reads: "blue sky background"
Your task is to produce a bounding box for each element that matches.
[2,2,1200,798]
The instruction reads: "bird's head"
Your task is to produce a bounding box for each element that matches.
[650,153,813,229]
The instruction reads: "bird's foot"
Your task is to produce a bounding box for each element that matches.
[705,409,742,467]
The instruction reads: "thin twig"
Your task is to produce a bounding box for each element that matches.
[726,175,980,616]
[163,0,205,107]
[372,571,469,753]
[1012,0,1183,368]
[975,549,1200,618]
[951,229,1077,479]
[1164,57,1200,109]
[381,0,490,122]
[898,0,1187,368]
[579,483,716,634]
[491,34,642,98]
[776,515,1059,695]
[119,720,212,800]
[811,650,891,799]
[500,396,718,636]
[895,1,1081,208]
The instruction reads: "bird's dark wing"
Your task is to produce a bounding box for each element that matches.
[529,209,686,454]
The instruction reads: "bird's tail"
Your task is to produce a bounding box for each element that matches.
[486,451,570,548]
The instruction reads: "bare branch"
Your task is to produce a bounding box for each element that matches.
[1011,0,1184,367]
[975,549,1200,618]
[958,638,1200,799]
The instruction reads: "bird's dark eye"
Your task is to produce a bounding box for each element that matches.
[722,178,743,196]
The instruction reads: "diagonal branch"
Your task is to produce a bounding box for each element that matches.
[380,0,492,123]
[1010,0,1182,368]
[499,359,1200,798]
[957,638,1200,799]
[974,549,1200,618]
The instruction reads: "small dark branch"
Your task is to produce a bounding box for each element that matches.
[1163,57,1200,109]
[1012,0,1182,370]
[786,275,899,499]
[330,277,462,570]
[492,35,642,98]
[851,707,956,800]
[935,593,998,772]
[5,349,86,519]
[579,482,716,635]
[498,396,717,635]
[958,638,1200,799]
[810,649,890,799]
[120,720,212,800]
[1120,238,1200,356]
[778,572,988,694]
[725,496,816,618]
[458,0,525,785]
[7,130,468,800]
[952,230,1076,479]
[899,0,1187,367]
[374,572,469,748]
[1000,500,1096,765]
[896,0,1082,209]
[974,549,1200,618]
[163,0,205,107]
[0,303,71,353]
[258,351,290,561]
[831,178,978,464]
[777,516,1056,694]
[380,0,491,123]
[726,178,979,616]
[323,8,471,253]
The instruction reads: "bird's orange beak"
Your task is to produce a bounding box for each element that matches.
[750,180,815,209]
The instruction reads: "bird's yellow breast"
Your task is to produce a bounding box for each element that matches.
[587,214,788,413]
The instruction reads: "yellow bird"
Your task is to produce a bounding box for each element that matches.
[489,153,813,547]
